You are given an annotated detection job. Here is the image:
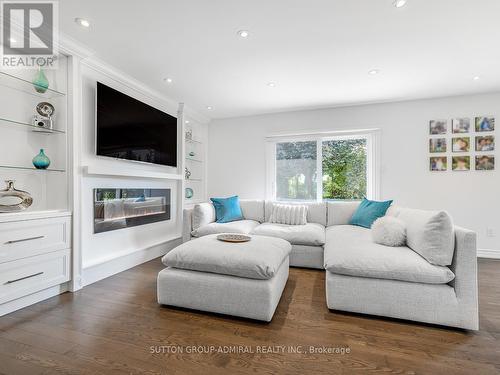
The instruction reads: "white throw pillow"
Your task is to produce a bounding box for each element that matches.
[371,216,406,247]
[269,204,307,225]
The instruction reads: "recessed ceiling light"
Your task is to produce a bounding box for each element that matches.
[267,82,276,87]
[185,120,190,124]
[206,106,213,110]
[163,77,173,84]
[473,76,480,81]
[394,0,407,8]
[368,69,380,75]
[75,18,90,28]
[237,30,250,38]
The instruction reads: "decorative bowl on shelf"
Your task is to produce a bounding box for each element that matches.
[0,180,33,212]
[185,187,194,199]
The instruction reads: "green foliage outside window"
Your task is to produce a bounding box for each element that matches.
[322,139,367,200]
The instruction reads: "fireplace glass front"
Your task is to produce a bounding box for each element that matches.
[94,188,171,233]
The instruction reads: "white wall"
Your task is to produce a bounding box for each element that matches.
[208,93,500,253]
[79,63,182,281]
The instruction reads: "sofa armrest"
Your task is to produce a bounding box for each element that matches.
[449,226,479,329]
[182,208,194,243]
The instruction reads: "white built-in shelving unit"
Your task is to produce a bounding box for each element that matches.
[183,116,207,206]
[0,60,72,316]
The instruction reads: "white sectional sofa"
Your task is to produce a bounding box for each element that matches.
[182,199,479,330]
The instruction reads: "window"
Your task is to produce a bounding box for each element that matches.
[276,141,317,200]
[267,130,379,201]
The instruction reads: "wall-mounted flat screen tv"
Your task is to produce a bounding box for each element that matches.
[96,82,177,167]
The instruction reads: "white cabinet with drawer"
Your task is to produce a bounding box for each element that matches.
[0,212,72,315]
[0,216,71,264]
[0,249,70,304]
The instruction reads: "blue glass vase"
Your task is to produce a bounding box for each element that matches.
[32,68,49,93]
[32,149,50,169]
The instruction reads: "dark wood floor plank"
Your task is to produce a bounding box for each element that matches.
[0,258,498,374]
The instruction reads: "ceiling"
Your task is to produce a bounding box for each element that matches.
[59,0,500,119]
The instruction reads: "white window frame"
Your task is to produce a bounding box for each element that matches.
[265,129,381,201]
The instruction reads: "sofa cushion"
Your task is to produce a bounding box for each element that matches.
[324,225,455,284]
[391,207,455,266]
[327,201,360,226]
[269,203,307,225]
[239,199,265,222]
[252,222,326,246]
[192,219,260,238]
[265,201,327,226]
[192,203,216,230]
[349,198,393,228]
[210,196,244,223]
[162,234,291,280]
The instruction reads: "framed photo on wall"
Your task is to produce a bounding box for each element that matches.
[475,135,495,151]
[475,117,495,132]
[429,120,447,135]
[430,156,447,171]
[452,118,470,133]
[452,156,470,171]
[475,155,495,170]
[452,137,470,152]
[429,138,447,153]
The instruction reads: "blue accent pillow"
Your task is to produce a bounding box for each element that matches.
[349,198,393,228]
[210,196,244,223]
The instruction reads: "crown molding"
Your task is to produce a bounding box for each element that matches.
[57,32,209,124]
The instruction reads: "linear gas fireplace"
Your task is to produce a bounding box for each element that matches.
[93,188,171,233]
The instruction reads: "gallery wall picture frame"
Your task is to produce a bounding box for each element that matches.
[452,137,470,152]
[452,118,471,134]
[429,138,447,153]
[475,117,495,132]
[430,156,447,171]
[430,120,447,135]
[475,135,495,152]
[452,156,470,171]
[475,155,495,171]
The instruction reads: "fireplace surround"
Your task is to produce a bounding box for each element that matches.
[93,188,171,233]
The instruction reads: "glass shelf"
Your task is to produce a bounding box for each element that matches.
[186,139,203,145]
[185,157,203,163]
[186,178,202,182]
[0,117,65,134]
[0,71,66,99]
[0,165,66,173]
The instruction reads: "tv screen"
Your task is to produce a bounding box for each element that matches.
[96,82,177,167]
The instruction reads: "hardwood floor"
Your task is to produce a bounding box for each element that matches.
[0,258,499,375]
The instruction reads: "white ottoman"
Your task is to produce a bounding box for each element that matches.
[157,234,291,322]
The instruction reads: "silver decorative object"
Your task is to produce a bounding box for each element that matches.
[36,102,55,117]
[32,101,55,132]
[0,180,33,212]
[185,167,191,180]
[185,129,193,140]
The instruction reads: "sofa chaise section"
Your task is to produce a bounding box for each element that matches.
[323,202,478,330]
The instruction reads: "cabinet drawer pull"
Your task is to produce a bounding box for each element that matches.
[4,271,44,284]
[5,235,45,244]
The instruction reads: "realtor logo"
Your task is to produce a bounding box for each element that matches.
[1,1,58,68]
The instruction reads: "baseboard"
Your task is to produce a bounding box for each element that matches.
[82,237,182,287]
[477,249,500,259]
[0,283,69,317]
